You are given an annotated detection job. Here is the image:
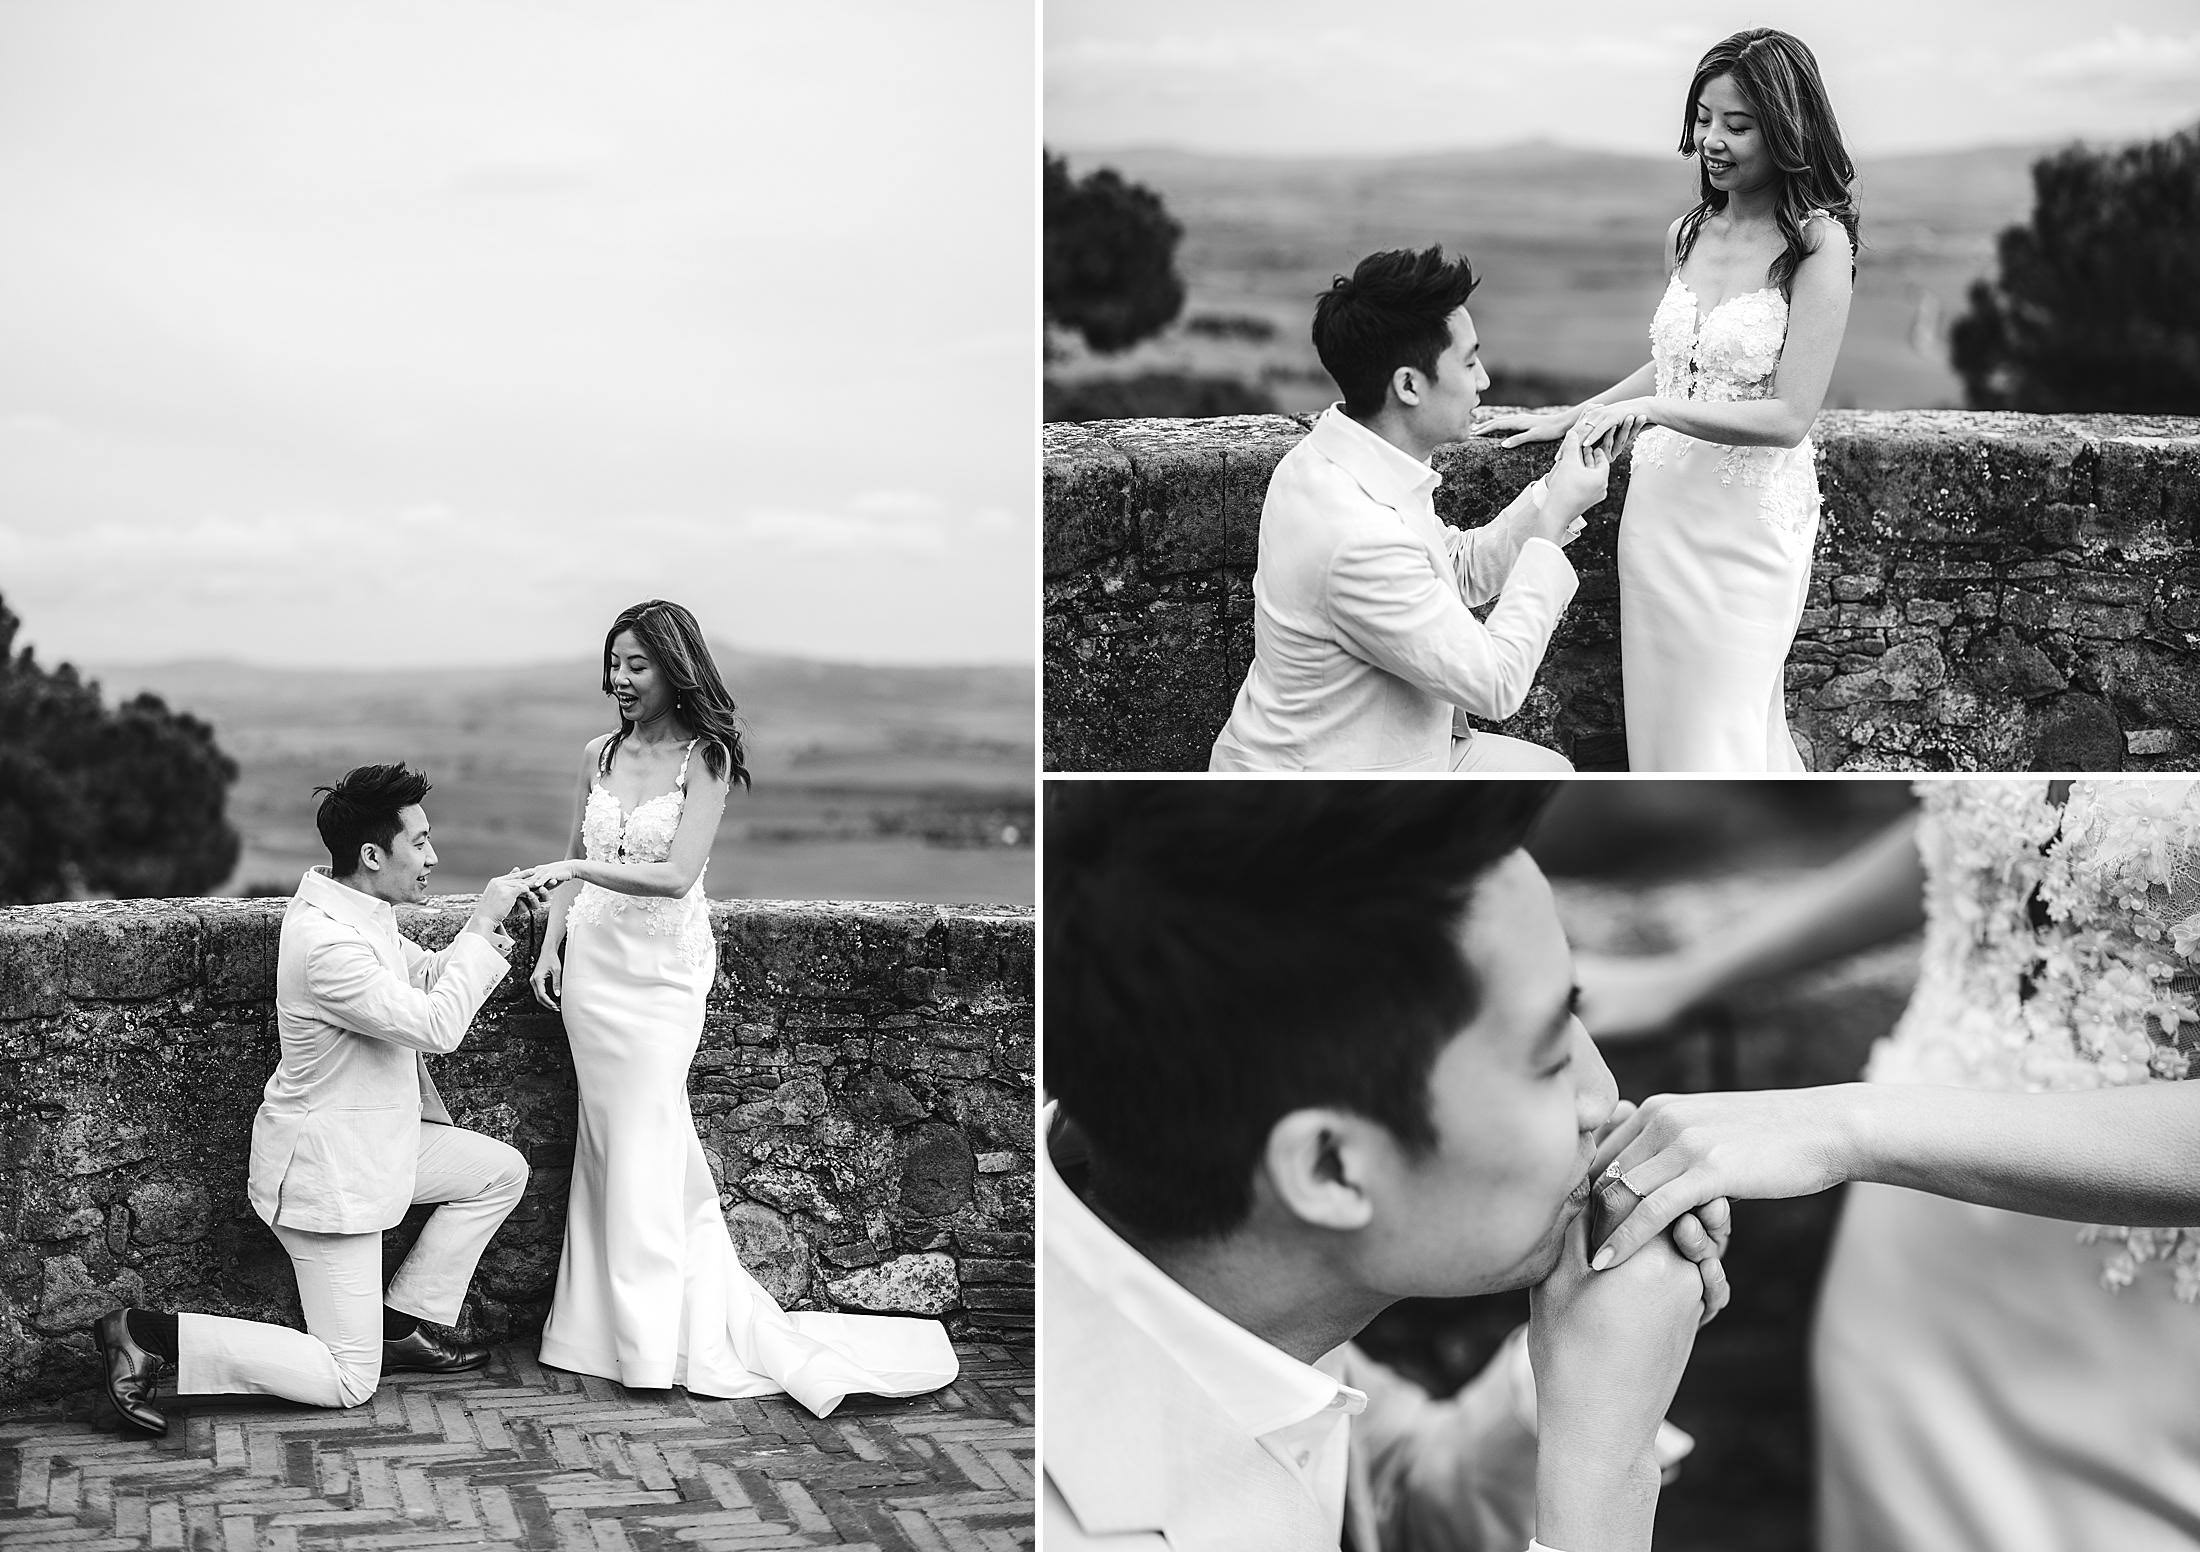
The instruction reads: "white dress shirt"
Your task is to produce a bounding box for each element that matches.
[1048,1142,1370,1539]
[1211,405,1580,772]
[1046,1137,1582,1552]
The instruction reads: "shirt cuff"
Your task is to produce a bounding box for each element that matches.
[1524,477,1586,547]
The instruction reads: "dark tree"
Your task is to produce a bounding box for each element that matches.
[0,595,241,904]
[1043,152,1186,354]
[1951,127,2200,413]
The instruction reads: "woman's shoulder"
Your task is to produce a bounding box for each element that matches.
[1799,207,1855,255]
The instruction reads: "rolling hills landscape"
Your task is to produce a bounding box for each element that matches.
[1050,140,2051,411]
[91,651,1034,907]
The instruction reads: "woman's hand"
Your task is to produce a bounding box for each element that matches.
[1474,404,1582,447]
[1575,397,1655,455]
[530,950,563,1012]
[1574,951,1708,1043]
[1588,1087,1864,1271]
[1595,1101,1732,1324]
[521,860,581,892]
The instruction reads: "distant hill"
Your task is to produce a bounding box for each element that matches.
[89,649,1034,907]
[1051,140,2050,411]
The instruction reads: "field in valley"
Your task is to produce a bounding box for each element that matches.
[1051,141,2049,412]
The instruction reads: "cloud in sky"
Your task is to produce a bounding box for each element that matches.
[0,0,1035,670]
[2024,24,2200,98]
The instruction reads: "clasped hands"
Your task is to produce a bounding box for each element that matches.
[1591,1099,1733,1327]
[460,861,583,972]
[1475,398,1655,459]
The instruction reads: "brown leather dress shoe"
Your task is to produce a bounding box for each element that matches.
[382,1326,490,1374]
[92,1310,169,1436]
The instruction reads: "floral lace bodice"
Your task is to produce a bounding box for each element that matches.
[1629,209,1846,543]
[566,739,712,966]
[1867,780,2200,1299]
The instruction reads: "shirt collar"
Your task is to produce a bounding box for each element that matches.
[1044,1121,1365,1442]
[294,866,398,937]
[1306,402,1442,511]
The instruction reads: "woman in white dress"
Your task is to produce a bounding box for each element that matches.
[1479,29,1857,770]
[521,599,957,1413]
[1576,781,2200,1551]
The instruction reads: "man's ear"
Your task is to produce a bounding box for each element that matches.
[1262,1108,1379,1231]
[1390,365,1422,409]
[359,844,383,873]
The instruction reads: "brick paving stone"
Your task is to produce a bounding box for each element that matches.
[2,1342,1029,1552]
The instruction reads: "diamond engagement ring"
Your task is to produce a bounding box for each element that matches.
[1599,1161,1632,1191]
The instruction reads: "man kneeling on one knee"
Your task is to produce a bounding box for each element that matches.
[95,765,543,1432]
[1211,246,1616,774]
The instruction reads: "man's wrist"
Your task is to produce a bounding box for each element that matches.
[1536,1445,1661,1552]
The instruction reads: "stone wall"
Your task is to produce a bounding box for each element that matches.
[0,895,1033,1404]
[1044,409,2200,771]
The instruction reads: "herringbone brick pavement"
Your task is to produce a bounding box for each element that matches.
[0,1341,1032,1552]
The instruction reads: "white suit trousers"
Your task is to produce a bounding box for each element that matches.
[175,1122,527,1408]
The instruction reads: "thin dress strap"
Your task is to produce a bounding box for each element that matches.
[675,739,697,790]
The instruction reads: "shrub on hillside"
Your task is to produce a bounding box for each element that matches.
[0,594,240,904]
[1952,126,2200,413]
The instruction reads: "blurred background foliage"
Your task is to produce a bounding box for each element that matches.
[0,593,241,906]
[1951,127,2200,414]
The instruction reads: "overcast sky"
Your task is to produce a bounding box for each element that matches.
[0,0,1034,671]
[1049,0,2200,157]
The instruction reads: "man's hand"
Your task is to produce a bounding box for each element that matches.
[466,868,539,949]
[1530,1214,1702,1551]
[1541,427,1611,529]
[1593,1100,1731,1325]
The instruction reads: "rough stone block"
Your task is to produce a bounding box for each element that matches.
[1966,629,2068,700]
[1042,420,1136,578]
[63,905,198,1000]
[726,1201,811,1306]
[825,1251,959,1315]
[2025,692,2124,771]
[127,1181,213,1245]
[898,1121,976,1217]
[192,900,281,1004]
[1114,416,1302,579]
[0,914,68,1021]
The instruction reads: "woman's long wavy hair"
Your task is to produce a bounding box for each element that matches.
[1674,28,1859,297]
[599,599,751,789]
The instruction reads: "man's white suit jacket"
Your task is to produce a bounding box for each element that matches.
[247,867,510,1234]
[1210,406,1578,772]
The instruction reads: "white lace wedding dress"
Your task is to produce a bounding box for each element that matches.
[1617,212,1844,770]
[537,739,959,1413]
[1814,781,2200,1551]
